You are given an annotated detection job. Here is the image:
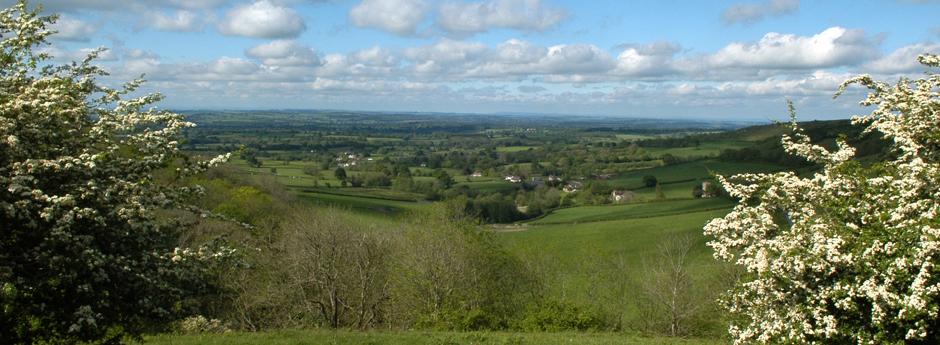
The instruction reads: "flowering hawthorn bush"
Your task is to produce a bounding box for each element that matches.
[705,55,940,344]
[0,2,231,344]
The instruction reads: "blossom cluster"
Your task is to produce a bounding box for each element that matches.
[0,2,232,343]
[704,55,940,344]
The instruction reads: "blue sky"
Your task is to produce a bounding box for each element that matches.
[27,0,940,120]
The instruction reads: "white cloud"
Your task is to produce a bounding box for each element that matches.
[218,1,306,39]
[403,39,614,79]
[705,27,878,69]
[316,47,400,78]
[349,46,398,67]
[310,78,443,93]
[208,57,259,75]
[722,0,799,24]
[437,0,566,35]
[517,85,546,93]
[863,43,940,74]
[613,41,681,77]
[349,0,428,36]
[246,40,320,66]
[122,56,163,76]
[124,49,160,60]
[405,39,488,75]
[4,0,226,12]
[405,39,488,63]
[40,46,117,62]
[49,16,96,41]
[537,44,614,74]
[149,10,202,32]
[493,39,545,64]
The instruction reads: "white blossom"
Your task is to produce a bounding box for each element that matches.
[705,54,940,343]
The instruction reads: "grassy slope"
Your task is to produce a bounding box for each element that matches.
[502,209,726,273]
[608,160,783,189]
[296,190,424,215]
[144,329,723,345]
[641,140,750,158]
[529,198,733,225]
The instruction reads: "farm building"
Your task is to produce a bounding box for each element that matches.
[563,181,583,192]
[611,190,635,203]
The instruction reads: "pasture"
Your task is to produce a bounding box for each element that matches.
[528,198,733,225]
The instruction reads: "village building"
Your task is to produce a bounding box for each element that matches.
[702,181,716,198]
[504,175,523,183]
[611,190,635,203]
[563,181,583,192]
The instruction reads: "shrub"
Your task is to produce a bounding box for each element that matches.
[0,3,232,344]
[705,55,940,343]
[516,300,605,332]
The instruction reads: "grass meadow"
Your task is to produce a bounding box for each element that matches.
[144,329,725,345]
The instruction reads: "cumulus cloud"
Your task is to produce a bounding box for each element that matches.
[316,47,400,79]
[5,0,226,12]
[218,1,306,38]
[208,57,259,75]
[613,41,681,77]
[41,45,117,62]
[705,27,878,69]
[536,44,614,74]
[493,39,545,64]
[399,39,617,81]
[437,0,566,35]
[405,39,488,74]
[517,85,546,93]
[722,0,799,24]
[349,0,428,36]
[863,43,940,74]
[246,40,321,66]
[148,10,202,32]
[49,16,96,41]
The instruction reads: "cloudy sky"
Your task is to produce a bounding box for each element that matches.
[29,0,940,120]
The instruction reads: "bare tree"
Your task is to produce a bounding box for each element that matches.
[278,209,390,329]
[636,235,705,336]
[584,252,632,331]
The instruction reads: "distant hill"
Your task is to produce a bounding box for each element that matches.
[718,119,890,166]
[635,119,890,168]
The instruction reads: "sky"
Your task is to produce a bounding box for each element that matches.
[23,0,940,120]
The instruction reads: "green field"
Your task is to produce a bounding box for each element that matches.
[497,145,536,152]
[144,329,723,345]
[297,190,425,215]
[630,180,703,200]
[608,160,783,189]
[529,198,733,225]
[502,209,727,269]
[499,208,730,331]
[455,179,519,193]
[642,141,750,158]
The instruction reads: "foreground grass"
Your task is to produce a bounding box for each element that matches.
[144,330,724,345]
